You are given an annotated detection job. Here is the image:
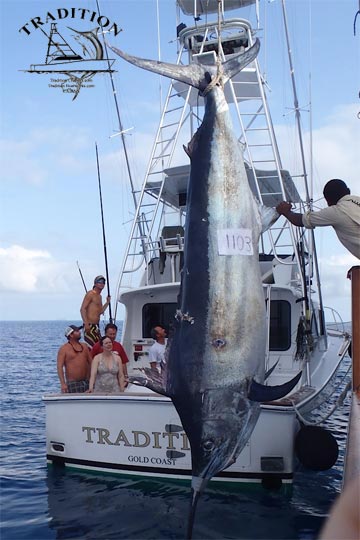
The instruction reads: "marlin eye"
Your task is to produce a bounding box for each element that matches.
[203,439,215,451]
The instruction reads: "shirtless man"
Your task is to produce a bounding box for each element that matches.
[80,275,111,348]
[57,325,92,393]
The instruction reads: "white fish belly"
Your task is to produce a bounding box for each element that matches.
[203,98,265,387]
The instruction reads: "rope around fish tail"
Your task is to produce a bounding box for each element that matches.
[201,0,224,97]
[216,0,223,74]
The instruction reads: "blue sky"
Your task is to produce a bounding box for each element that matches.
[0,0,359,322]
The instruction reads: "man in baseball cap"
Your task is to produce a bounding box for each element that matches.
[80,274,111,348]
[93,275,106,284]
[64,324,83,338]
[57,324,91,393]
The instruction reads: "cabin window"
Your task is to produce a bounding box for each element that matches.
[142,300,291,349]
[269,300,291,351]
[142,303,177,338]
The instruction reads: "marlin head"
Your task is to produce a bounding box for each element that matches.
[187,385,259,479]
[182,385,259,539]
[108,39,260,92]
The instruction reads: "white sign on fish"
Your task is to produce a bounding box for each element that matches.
[217,228,254,255]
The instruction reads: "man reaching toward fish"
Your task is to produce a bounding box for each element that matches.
[277,179,360,259]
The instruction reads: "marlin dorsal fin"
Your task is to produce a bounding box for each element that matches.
[128,367,169,397]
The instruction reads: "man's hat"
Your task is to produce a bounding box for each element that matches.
[65,324,83,338]
[94,275,106,284]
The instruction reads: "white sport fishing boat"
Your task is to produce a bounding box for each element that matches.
[43,0,351,485]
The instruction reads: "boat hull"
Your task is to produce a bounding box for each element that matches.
[43,352,340,485]
[44,390,296,482]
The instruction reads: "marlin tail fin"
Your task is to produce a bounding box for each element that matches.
[108,39,260,91]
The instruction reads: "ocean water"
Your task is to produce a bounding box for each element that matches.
[0,320,352,540]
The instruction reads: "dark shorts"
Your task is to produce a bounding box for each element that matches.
[67,380,89,393]
[84,324,101,348]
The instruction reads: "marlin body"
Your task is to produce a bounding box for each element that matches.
[110,39,301,536]
[170,81,270,479]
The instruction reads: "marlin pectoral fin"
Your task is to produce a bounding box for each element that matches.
[264,358,280,380]
[248,371,302,402]
[259,204,279,232]
[128,368,169,397]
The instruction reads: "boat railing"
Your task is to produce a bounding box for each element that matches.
[325,307,349,336]
[178,18,252,56]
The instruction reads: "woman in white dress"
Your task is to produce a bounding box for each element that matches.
[88,336,125,393]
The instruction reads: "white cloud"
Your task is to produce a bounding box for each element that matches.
[317,250,357,322]
[311,104,359,192]
[275,103,359,200]
[0,244,72,293]
[320,252,357,290]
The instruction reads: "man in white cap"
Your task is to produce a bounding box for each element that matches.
[80,275,111,348]
[57,325,92,393]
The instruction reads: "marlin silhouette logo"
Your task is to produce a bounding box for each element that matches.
[22,23,117,100]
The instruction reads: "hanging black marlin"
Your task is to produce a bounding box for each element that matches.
[109,39,302,537]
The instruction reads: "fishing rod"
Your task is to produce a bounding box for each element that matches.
[95,141,113,323]
[76,260,88,292]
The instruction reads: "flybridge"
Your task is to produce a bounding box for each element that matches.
[19,8,121,36]
[177,0,256,16]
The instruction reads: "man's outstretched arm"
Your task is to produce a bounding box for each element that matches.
[276,201,304,227]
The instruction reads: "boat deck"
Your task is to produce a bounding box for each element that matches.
[44,385,316,407]
[265,386,316,407]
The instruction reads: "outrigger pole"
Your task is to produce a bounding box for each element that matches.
[96,0,146,321]
[281,0,326,338]
[95,141,113,323]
